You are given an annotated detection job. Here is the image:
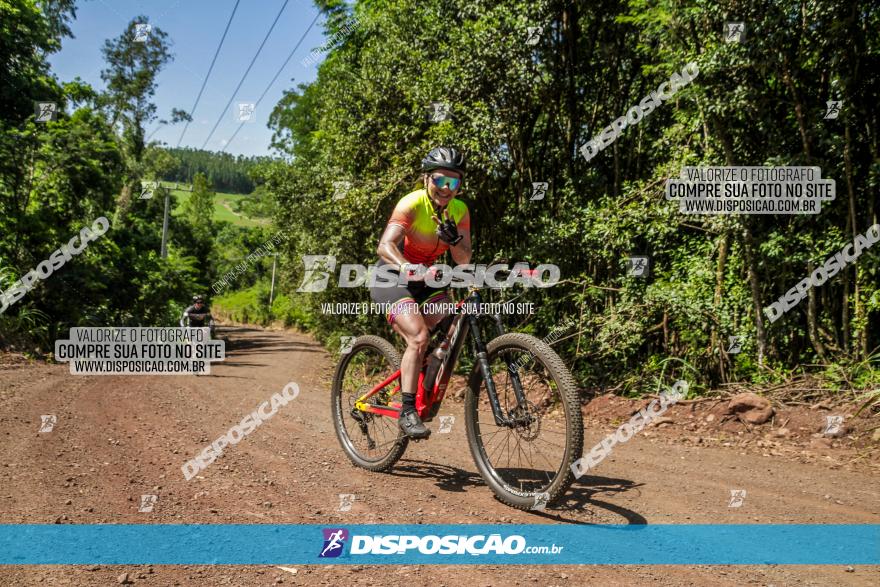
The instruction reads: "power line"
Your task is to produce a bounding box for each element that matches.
[220,10,320,153]
[146,125,163,142]
[176,0,241,148]
[200,0,291,150]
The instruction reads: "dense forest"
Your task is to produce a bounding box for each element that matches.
[248,0,880,396]
[161,148,270,194]
[0,1,277,349]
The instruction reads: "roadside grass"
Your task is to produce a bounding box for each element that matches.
[213,283,316,330]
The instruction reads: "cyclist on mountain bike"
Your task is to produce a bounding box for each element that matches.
[371,146,472,439]
[180,295,214,329]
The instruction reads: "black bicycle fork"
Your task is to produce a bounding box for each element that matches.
[460,292,529,428]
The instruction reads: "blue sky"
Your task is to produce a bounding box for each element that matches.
[48,0,328,157]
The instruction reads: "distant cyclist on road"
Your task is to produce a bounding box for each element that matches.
[180,295,214,330]
[372,146,472,439]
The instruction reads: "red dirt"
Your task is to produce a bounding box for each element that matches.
[0,326,877,586]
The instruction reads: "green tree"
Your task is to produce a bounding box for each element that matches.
[99,16,172,210]
[185,172,216,235]
[1,2,204,345]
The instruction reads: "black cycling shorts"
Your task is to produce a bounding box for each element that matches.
[369,262,450,324]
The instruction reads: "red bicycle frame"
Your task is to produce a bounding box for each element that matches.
[353,295,472,421]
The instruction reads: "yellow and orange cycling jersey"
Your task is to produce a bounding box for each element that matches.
[387,189,470,266]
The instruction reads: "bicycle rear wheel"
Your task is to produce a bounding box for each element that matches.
[331,335,408,471]
[465,332,583,509]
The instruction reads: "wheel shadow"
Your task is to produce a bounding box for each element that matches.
[389,460,485,494]
[533,475,648,525]
[387,461,647,525]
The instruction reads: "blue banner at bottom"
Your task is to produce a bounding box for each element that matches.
[0,524,876,565]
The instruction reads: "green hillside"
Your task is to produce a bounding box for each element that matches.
[160,182,268,228]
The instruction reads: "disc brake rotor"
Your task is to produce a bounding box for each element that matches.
[511,400,541,441]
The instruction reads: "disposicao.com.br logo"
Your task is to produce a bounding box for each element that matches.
[318,528,562,557]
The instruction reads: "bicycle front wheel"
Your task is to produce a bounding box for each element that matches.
[465,332,583,509]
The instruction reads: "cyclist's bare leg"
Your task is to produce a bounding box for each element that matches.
[390,304,429,397]
[390,303,433,438]
[421,309,450,330]
[392,306,451,394]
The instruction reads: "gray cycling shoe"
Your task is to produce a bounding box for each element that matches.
[399,409,431,439]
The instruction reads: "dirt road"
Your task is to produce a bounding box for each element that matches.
[0,326,877,586]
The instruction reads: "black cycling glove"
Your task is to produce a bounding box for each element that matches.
[436,218,463,246]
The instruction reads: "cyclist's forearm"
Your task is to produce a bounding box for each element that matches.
[377,241,408,268]
[449,238,471,265]
[377,224,410,268]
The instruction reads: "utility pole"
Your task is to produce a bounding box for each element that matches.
[160,188,170,258]
[269,253,278,304]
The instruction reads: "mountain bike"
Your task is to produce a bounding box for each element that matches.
[330,276,584,510]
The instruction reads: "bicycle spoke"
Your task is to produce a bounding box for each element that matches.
[485,429,512,463]
[504,427,512,472]
[532,435,567,451]
[513,431,525,473]
[529,438,563,472]
[525,439,554,486]
[476,427,511,440]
